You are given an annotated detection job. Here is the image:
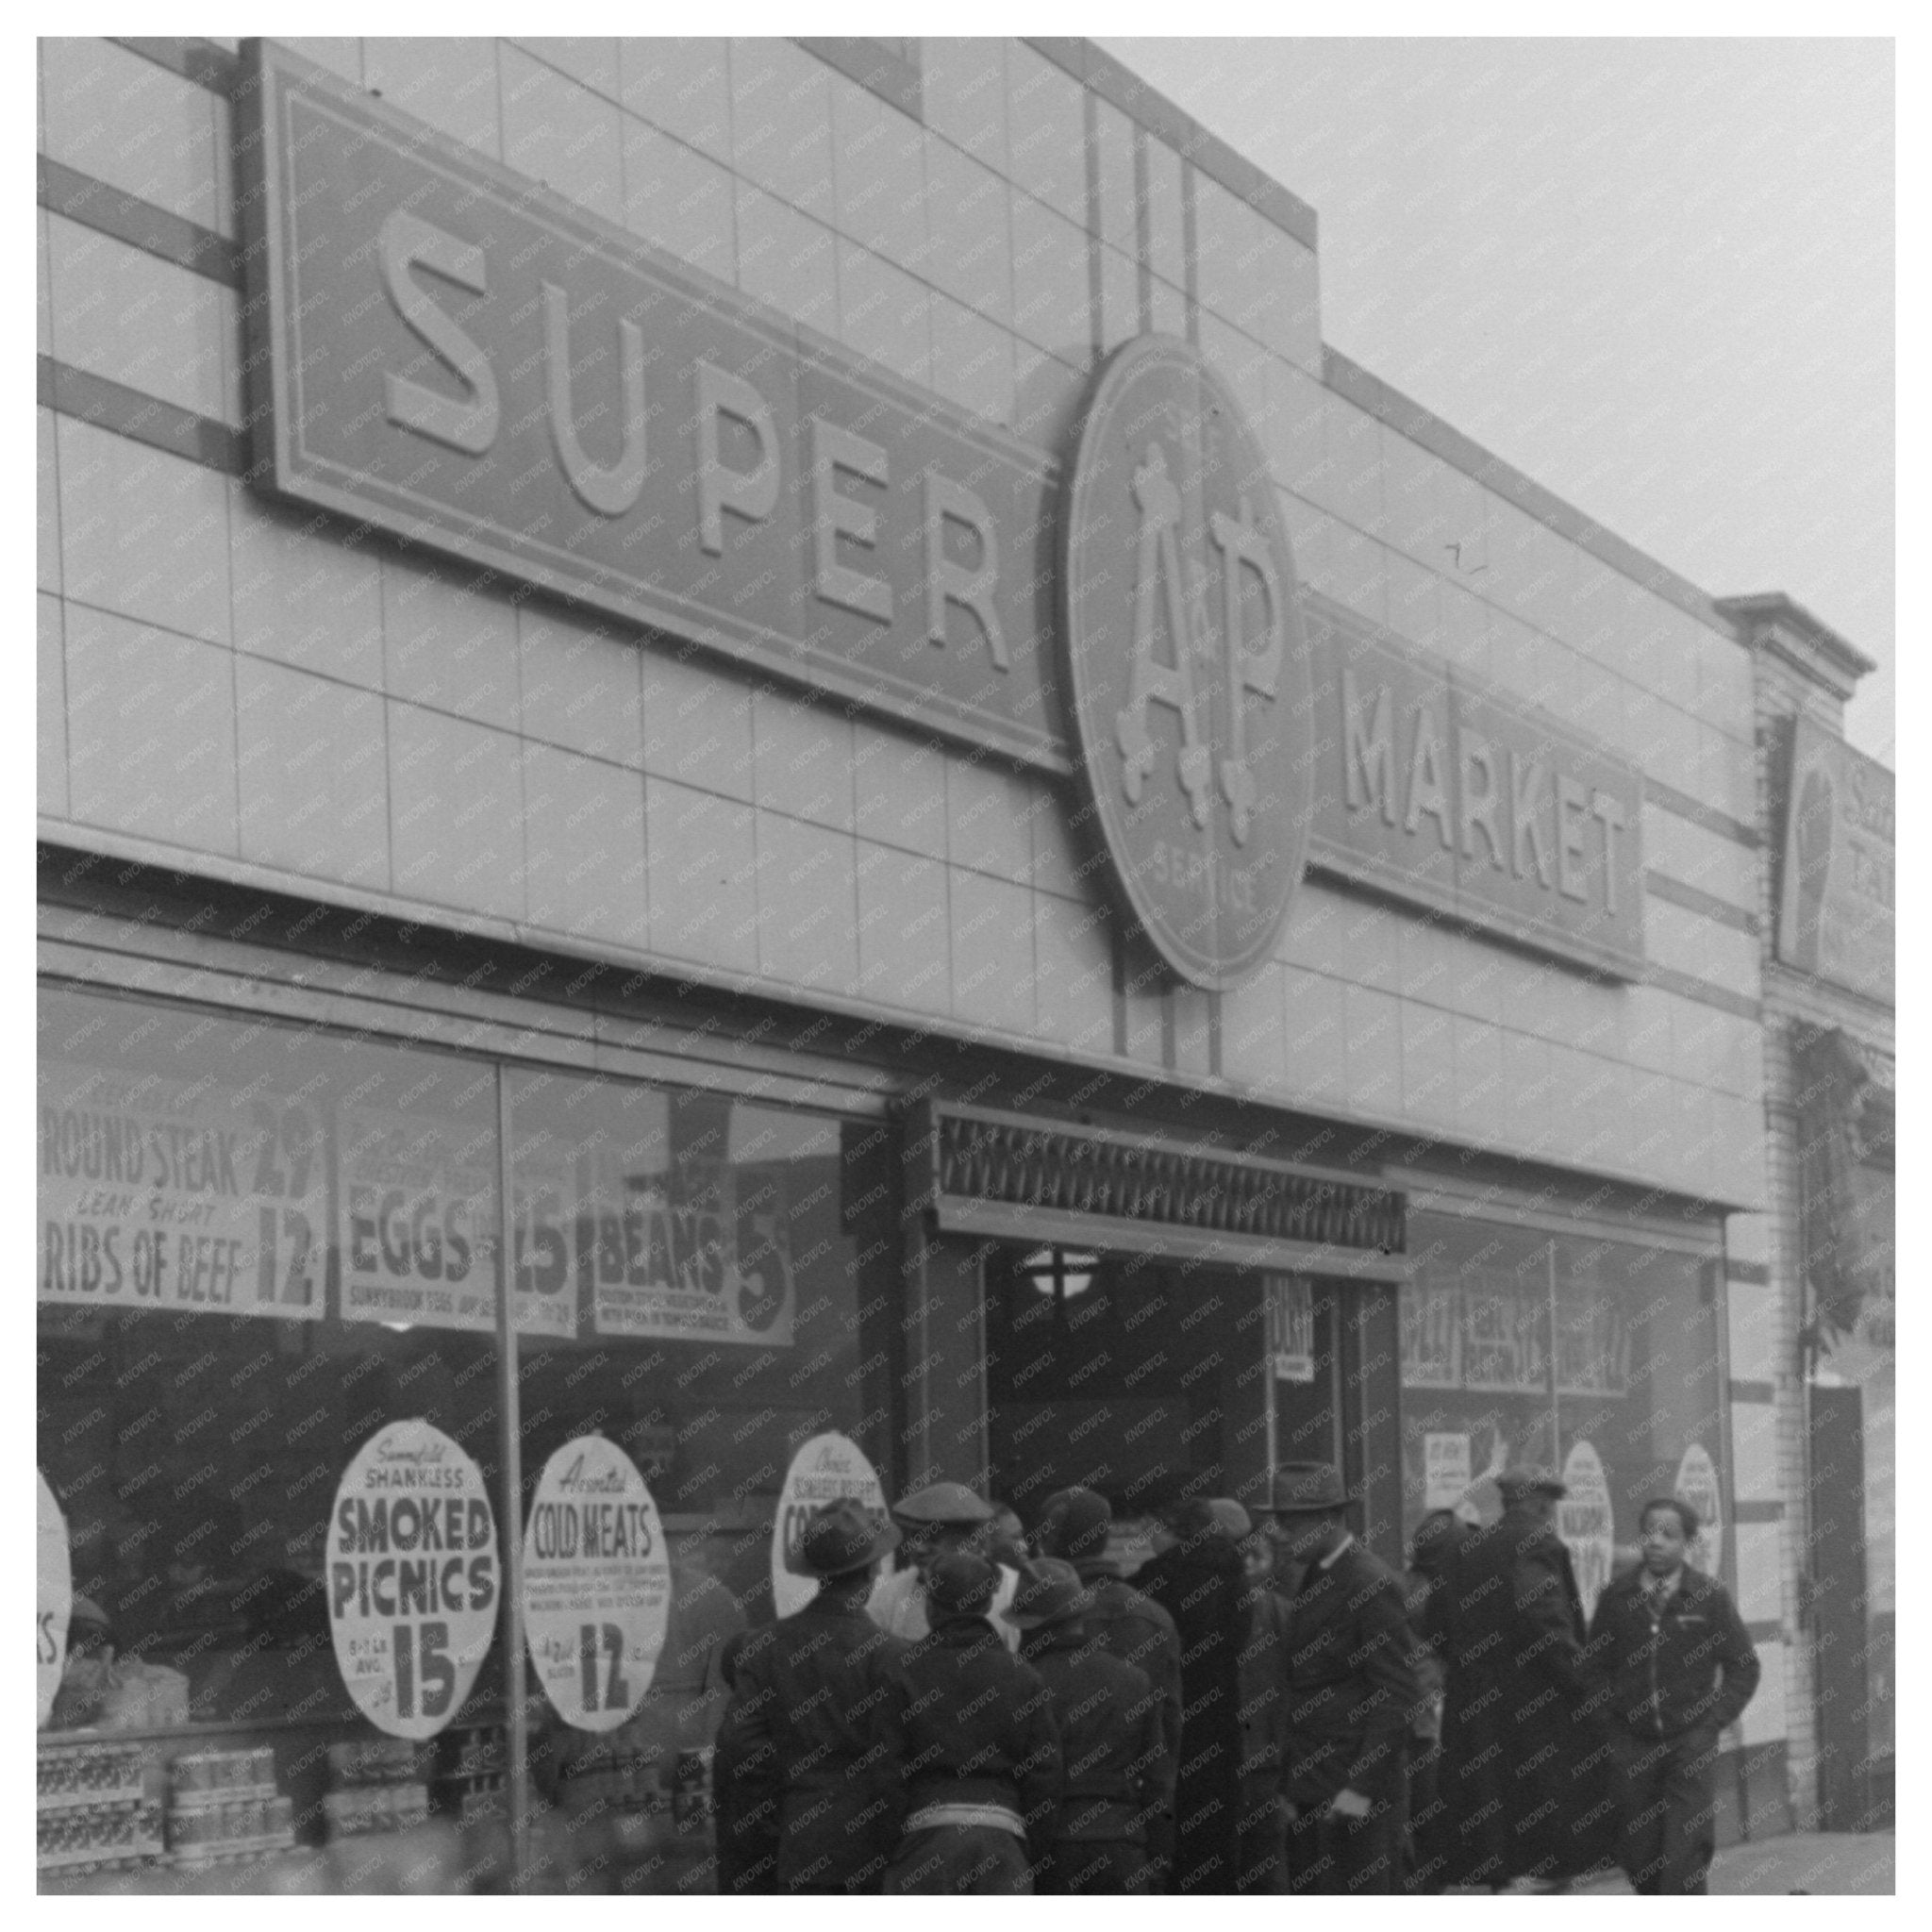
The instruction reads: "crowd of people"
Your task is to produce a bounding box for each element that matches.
[715,1460,1759,1896]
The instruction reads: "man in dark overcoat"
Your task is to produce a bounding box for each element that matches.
[882,1552,1063,1893]
[1258,1462,1423,1895]
[1426,1466,1617,1888]
[713,1499,910,1892]
[1031,1485,1181,1876]
[1136,1495,1290,1892]
[1003,1557,1167,1893]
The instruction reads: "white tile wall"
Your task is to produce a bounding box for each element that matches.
[619,39,732,166]
[521,741,647,949]
[1738,1642,1788,1746]
[644,775,757,972]
[64,604,238,854]
[856,840,951,1012]
[38,408,60,594]
[386,702,526,923]
[38,592,67,818]
[755,809,860,995]
[1033,893,1114,1054]
[361,39,503,160]
[235,655,389,891]
[229,487,385,691]
[1733,1519,1783,1624]
[58,418,231,646]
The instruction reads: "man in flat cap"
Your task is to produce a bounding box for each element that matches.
[1258,1463,1423,1896]
[714,1499,911,1892]
[868,1480,1021,1651]
[1425,1466,1616,1890]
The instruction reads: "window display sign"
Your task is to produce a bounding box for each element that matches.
[1266,1274,1316,1382]
[524,1437,671,1732]
[339,1107,496,1331]
[326,1420,499,1740]
[771,1433,888,1619]
[37,1470,71,1729]
[1674,1443,1722,1576]
[1557,1439,1615,1625]
[580,1151,797,1349]
[1424,1433,1472,1511]
[1774,715,1894,1005]
[38,1061,325,1320]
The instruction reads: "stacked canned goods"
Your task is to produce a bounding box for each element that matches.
[37,1741,162,1875]
[167,1746,295,1862]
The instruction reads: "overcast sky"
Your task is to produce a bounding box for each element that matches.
[1103,37,1894,764]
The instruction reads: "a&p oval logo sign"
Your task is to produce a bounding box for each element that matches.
[1061,336,1315,991]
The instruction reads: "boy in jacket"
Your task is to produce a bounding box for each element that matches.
[1585,1497,1759,1894]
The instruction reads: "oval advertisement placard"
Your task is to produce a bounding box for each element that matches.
[1060,333,1316,991]
[38,1470,72,1728]
[327,1419,499,1740]
[1557,1439,1615,1626]
[771,1432,888,1620]
[1674,1442,1723,1574]
[525,1436,672,1732]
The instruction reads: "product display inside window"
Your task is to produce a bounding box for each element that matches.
[37,986,890,1892]
[1398,1213,1724,1619]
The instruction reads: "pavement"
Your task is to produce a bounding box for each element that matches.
[1574,1831,1894,1895]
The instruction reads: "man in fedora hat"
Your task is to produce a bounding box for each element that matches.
[1002,1557,1168,1894]
[1424,1465,1616,1890]
[1257,1462,1423,1896]
[868,1480,1022,1651]
[714,1498,911,1892]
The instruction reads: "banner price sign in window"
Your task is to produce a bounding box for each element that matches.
[39,1061,325,1321]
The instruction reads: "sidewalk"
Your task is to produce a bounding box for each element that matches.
[1574,1831,1894,1895]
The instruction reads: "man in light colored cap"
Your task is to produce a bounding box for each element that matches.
[868,1480,1020,1651]
[714,1500,910,1893]
[1257,1463,1421,1895]
[1001,1558,1166,1894]
[1424,1456,1614,1889]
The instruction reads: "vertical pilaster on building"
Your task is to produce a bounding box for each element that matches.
[1723,591,1884,1835]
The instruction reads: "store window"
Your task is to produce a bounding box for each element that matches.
[1398,1211,1724,1622]
[37,982,891,1891]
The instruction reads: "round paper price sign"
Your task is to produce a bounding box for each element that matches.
[1557,1439,1615,1627]
[524,1436,671,1732]
[38,1470,72,1728]
[1674,1443,1723,1574]
[771,1432,888,1619]
[327,1419,499,1740]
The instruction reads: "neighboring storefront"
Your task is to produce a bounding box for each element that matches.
[39,36,1778,1890]
[1718,595,1894,1835]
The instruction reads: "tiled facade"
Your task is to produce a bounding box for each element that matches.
[38,35,1769,1212]
[34,34,1870,1869]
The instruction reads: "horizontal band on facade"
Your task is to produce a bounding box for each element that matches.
[794,38,922,120]
[38,155,242,288]
[1645,871,1759,937]
[1732,1499,1785,1524]
[38,353,243,473]
[1726,1258,1773,1285]
[1744,1618,1784,1643]
[1728,1378,1776,1405]
[1642,958,1760,1024]
[112,33,240,94]
[1644,775,1760,850]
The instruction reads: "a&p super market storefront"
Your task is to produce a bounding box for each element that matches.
[37,36,1779,1890]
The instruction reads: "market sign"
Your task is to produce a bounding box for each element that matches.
[1674,1442,1722,1576]
[1774,715,1894,1006]
[525,1437,671,1732]
[1307,607,1645,977]
[327,1420,499,1740]
[237,39,1061,775]
[771,1432,888,1619]
[1557,1438,1614,1626]
[38,1470,71,1728]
